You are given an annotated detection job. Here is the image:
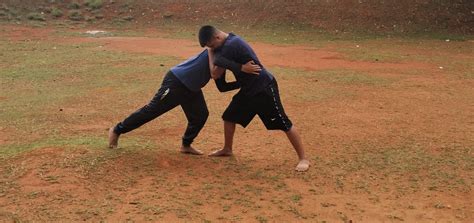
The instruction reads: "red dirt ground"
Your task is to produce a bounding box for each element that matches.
[0,25,473,222]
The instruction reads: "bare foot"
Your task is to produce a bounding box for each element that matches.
[295,159,310,172]
[180,146,203,155]
[208,148,233,157]
[108,127,119,149]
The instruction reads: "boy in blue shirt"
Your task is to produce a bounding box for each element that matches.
[199,25,310,171]
[108,49,260,155]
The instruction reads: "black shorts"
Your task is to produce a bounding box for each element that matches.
[222,79,293,131]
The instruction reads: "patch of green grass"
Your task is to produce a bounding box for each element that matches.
[50,27,148,38]
[223,205,231,212]
[269,67,341,102]
[0,39,178,158]
[0,134,157,159]
[335,143,473,193]
[0,136,97,158]
[462,71,474,79]
[51,7,63,18]
[68,1,81,10]
[255,215,268,223]
[269,67,390,102]
[334,38,474,71]
[273,67,392,86]
[239,22,367,45]
[68,10,83,21]
[141,205,164,215]
[406,31,471,42]
[85,0,103,10]
[156,21,387,47]
[159,21,459,49]
[290,194,302,203]
[26,12,46,21]
[111,17,131,25]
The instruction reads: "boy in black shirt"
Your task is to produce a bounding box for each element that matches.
[199,25,310,172]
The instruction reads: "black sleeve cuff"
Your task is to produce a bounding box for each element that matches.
[214,74,241,92]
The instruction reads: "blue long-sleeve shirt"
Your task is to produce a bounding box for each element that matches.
[170,49,238,92]
[170,50,211,92]
[213,33,274,96]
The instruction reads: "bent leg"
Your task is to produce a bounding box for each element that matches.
[180,90,208,155]
[209,93,254,157]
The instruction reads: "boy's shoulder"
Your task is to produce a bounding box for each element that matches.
[224,34,249,51]
[227,33,245,44]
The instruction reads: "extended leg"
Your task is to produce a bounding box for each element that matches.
[109,85,182,149]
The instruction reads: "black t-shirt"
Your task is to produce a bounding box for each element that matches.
[214,33,274,96]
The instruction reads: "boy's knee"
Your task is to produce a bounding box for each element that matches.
[201,109,209,121]
[194,110,208,127]
[200,114,209,125]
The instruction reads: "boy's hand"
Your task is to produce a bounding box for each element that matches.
[241,60,262,75]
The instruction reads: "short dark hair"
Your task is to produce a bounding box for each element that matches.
[198,25,217,47]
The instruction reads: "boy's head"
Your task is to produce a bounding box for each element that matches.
[199,25,225,49]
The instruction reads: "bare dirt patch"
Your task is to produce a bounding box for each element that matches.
[67,35,435,73]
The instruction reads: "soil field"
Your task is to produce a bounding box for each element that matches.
[0,24,473,222]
